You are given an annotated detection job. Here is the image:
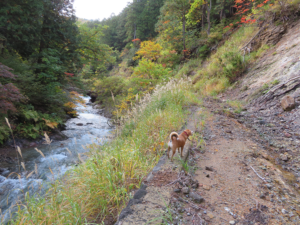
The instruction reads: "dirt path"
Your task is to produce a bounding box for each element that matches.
[167,97,300,225]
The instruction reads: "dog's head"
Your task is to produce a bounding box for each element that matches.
[184,129,193,137]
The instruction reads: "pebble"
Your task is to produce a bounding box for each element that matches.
[182,187,189,194]
[203,210,207,214]
[282,209,288,214]
[229,221,236,225]
[208,213,214,219]
[192,183,199,188]
[279,154,289,161]
[174,189,181,193]
[187,212,191,216]
[178,208,185,213]
[203,185,211,190]
[266,184,273,189]
[190,192,204,203]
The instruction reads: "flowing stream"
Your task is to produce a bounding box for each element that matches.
[0,96,113,223]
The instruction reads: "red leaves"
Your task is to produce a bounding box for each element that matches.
[0,63,25,114]
[0,63,16,79]
[64,72,74,77]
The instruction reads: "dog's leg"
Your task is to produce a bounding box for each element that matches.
[167,146,170,159]
[167,141,173,159]
[171,147,176,162]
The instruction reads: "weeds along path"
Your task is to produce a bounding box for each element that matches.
[172,97,300,225]
[116,96,300,225]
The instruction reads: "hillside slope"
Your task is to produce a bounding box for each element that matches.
[116,19,300,225]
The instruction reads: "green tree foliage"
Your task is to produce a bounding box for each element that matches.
[0,0,43,57]
[156,0,190,53]
[77,23,116,73]
[132,58,171,80]
[86,0,165,51]
[0,0,115,142]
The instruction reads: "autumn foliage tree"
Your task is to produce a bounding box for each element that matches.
[133,40,162,61]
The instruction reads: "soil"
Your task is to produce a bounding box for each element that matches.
[163,97,300,225]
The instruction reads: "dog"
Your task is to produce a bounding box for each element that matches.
[167,129,193,161]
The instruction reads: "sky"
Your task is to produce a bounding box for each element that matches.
[74,0,132,21]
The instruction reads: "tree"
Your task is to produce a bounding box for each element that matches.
[77,23,116,77]
[156,0,190,53]
[0,0,43,58]
[133,40,162,61]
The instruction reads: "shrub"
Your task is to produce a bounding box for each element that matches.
[132,59,171,80]
[221,51,245,82]
[93,76,128,106]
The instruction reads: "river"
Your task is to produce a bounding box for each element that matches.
[0,96,113,223]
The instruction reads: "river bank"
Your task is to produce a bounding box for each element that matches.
[0,96,113,223]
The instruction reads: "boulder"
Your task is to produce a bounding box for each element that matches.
[281,95,295,111]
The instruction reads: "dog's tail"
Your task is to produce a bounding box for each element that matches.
[169,132,178,141]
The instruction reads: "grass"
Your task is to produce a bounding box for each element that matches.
[193,25,259,96]
[226,100,244,114]
[7,78,199,225]
[175,58,202,78]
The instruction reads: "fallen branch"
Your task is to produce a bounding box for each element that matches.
[165,179,179,186]
[250,166,266,182]
[240,27,264,51]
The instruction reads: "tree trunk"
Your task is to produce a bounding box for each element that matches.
[134,23,137,39]
[206,0,212,35]
[182,12,186,52]
[202,5,205,31]
[207,7,211,35]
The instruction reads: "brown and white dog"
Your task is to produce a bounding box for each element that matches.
[167,129,193,161]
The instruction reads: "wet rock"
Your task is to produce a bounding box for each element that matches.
[190,192,204,203]
[281,95,295,111]
[76,123,84,126]
[182,187,189,194]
